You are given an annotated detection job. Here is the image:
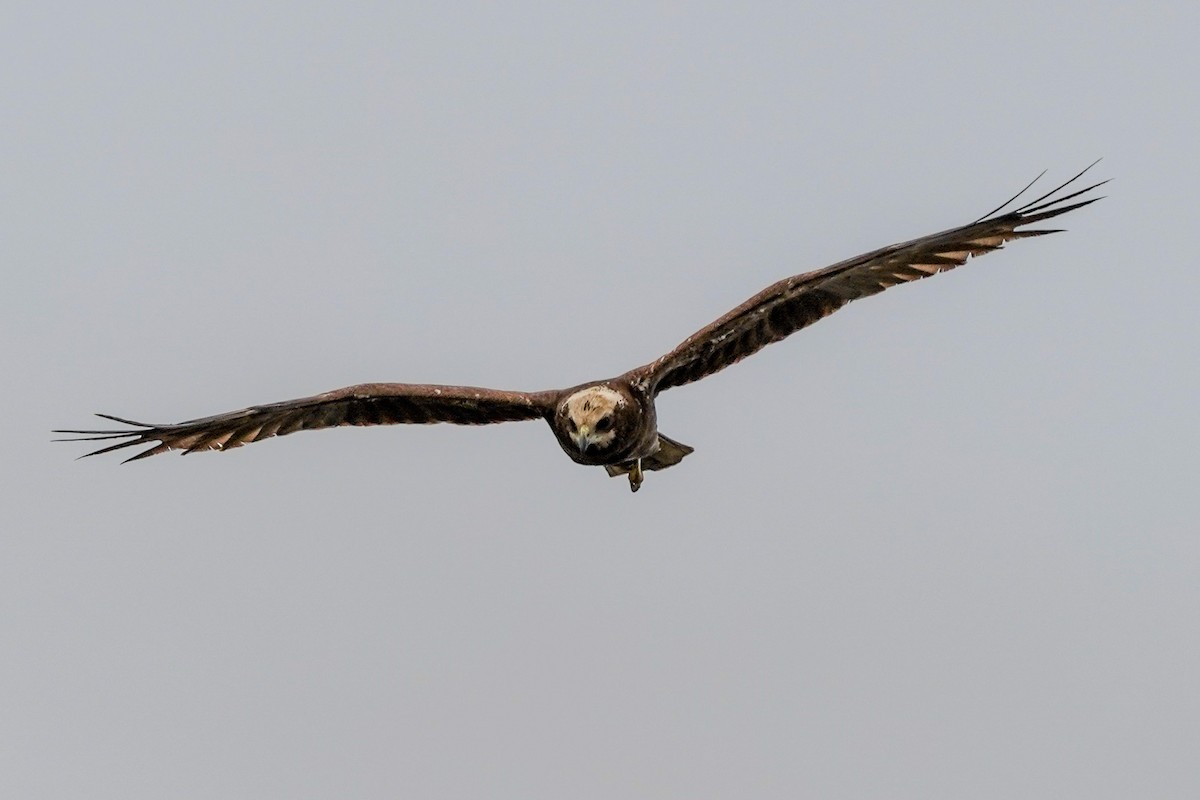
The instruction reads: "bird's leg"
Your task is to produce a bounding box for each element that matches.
[628,458,643,493]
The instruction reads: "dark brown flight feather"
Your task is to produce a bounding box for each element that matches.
[626,161,1106,393]
[55,383,556,463]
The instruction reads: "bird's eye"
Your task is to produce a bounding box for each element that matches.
[595,416,613,432]
[566,417,577,432]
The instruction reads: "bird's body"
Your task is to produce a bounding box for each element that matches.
[549,381,692,491]
[58,166,1105,491]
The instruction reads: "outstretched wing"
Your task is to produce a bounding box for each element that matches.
[55,383,557,462]
[628,164,1106,394]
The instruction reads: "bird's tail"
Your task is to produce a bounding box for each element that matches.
[605,433,695,477]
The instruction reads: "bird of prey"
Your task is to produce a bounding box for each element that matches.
[57,165,1105,491]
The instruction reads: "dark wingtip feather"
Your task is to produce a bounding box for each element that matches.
[53,414,154,439]
[1016,196,1105,229]
[121,444,174,463]
[975,169,1047,222]
[53,432,136,441]
[1015,162,1104,214]
[93,413,155,427]
[1011,228,1067,238]
[1019,186,1108,218]
[76,437,145,459]
[55,412,165,462]
[976,161,1106,226]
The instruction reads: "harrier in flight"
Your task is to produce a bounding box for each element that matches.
[58,165,1105,491]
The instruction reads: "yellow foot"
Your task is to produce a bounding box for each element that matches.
[628,458,643,493]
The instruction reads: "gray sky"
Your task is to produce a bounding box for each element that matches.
[4,2,1198,798]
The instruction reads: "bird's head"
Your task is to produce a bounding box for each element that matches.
[558,386,624,456]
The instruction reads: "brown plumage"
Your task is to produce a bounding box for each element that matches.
[56,165,1105,491]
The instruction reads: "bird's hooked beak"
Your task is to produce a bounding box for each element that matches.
[572,425,592,453]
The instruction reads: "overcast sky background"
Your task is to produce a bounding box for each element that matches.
[4,2,1198,798]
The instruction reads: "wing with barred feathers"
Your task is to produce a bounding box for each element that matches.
[628,164,1106,394]
[55,383,557,462]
